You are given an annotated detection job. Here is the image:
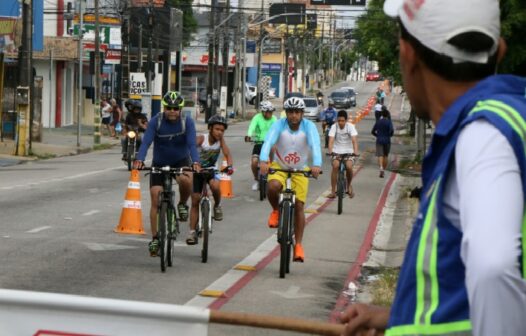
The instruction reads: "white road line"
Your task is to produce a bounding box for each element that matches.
[26,226,52,233]
[81,210,101,216]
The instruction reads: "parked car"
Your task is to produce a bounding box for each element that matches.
[302,97,322,121]
[340,87,357,107]
[284,91,304,101]
[328,90,354,109]
[366,71,382,81]
[245,83,257,105]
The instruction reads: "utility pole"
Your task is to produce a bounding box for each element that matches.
[77,0,84,148]
[241,13,247,119]
[93,0,101,145]
[221,0,230,113]
[254,0,264,110]
[206,0,217,121]
[146,0,153,93]
[137,24,142,72]
[15,0,32,156]
[232,11,240,117]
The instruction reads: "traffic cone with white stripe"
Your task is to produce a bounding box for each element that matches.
[114,169,145,235]
[219,160,234,198]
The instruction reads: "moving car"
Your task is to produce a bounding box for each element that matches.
[340,87,357,107]
[365,71,381,81]
[302,97,322,121]
[328,90,355,109]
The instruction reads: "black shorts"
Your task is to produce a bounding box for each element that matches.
[101,117,111,125]
[192,170,216,193]
[252,143,263,156]
[376,143,391,157]
[150,157,191,187]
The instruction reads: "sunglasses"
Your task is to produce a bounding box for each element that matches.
[286,109,303,114]
[165,106,180,111]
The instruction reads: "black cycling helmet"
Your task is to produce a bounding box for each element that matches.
[126,99,142,112]
[161,91,185,109]
[208,114,228,130]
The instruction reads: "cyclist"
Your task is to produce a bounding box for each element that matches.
[327,110,359,198]
[186,115,234,245]
[245,100,277,191]
[320,102,337,149]
[259,97,322,262]
[133,91,201,257]
[121,99,148,161]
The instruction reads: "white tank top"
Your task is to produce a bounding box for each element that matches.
[198,133,221,168]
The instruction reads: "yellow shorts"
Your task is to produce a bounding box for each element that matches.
[268,162,309,204]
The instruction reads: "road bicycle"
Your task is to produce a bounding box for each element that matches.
[143,166,192,272]
[245,138,268,201]
[332,153,358,215]
[193,167,221,263]
[269,168,320,279]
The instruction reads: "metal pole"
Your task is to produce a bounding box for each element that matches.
[146,0,153,93]
[93,0,101,145]
[254,0,264,110]
[77,0,84,147]
[206,0,216,122]
[137,24,142,72]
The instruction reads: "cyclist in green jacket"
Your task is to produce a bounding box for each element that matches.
[245,101,277,191]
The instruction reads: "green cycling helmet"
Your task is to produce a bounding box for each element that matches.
[161,91,185,108]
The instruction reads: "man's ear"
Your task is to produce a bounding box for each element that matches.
[399,37,417,73]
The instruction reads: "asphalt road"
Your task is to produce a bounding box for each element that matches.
[0,81,390,335]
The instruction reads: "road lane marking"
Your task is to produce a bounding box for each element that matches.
[26,226,52,233]
[83,243,139,251]
[81,210,101,216]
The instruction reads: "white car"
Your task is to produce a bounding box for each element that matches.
[302,97,322,121]
[245,83,257,105]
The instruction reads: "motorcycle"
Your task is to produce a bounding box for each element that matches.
[123,128,142,171]
[317,95,324,107]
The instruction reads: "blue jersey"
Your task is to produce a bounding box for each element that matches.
[321,108,337,124]
[137,114,199,166]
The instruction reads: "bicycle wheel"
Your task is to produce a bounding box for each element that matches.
[279,201,292,278]
[285,205,294,274]
[158,201,168,272]
[201,200,210,263]
[126,140,135,171]
[259,175,266,201]
[167,206,175,267]
[337,170,345,215]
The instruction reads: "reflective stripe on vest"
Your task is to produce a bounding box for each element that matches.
[387,99,526,335]
[470,99,526,279]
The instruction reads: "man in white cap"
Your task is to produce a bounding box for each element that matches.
[340,1,526,335]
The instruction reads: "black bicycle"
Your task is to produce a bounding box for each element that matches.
[269,168,320,278]
[333,153,358,215]
[245,138,268,201]
[143,166,192,272]
[193,167,219,263]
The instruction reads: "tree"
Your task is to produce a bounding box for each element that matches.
[166,0,197,47]
[500,0,526,76]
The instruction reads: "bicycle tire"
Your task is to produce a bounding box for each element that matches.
[158,201,168,272]
[259,175,266,201]
[126,140,134,171]
[279,201,291,278]
[201,200,210,263]
[337,170,345,215]
[286,204,294,274]
[167,206,175,267]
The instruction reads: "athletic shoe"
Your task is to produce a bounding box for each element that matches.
[148,238,159,257]
[267,210,279,228]
[213,206,223,221]
[379,171,385,178]
[252,181,259,191]
[293,244,304,262]
[186,230,198,245]
[178,203,189,221]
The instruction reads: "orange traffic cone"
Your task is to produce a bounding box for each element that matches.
[219,161,234,198]
[114,169,145,235]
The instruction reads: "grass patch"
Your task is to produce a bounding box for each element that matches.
[93,143,113,150]
[28,151,56,160]
[370,268,399,307]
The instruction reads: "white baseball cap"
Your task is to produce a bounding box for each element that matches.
[383,0,500,64]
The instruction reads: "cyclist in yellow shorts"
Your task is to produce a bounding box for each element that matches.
[259,97,322,262]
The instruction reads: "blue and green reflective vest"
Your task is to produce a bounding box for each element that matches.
[387,75,526,336]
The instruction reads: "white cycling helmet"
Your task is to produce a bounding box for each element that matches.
[283,97,305,110]
[260,100,275,112]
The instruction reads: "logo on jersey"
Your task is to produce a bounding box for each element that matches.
[284,152,301,165]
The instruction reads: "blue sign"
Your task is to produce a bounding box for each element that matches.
[262,63,282,72]
[33,0,43,51]
[246,40,256,54]
[0,0,20,17]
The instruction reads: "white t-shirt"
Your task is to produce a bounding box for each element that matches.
[442,120,526,336]
[328,123,358,154]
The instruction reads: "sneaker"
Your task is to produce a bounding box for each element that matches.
[186,230,198,245]
[214,206,223,221]
[379,170,385,178]
[293,244,305,262]
[267,210,279,228]
[178,203,189,221]
[121,154,127,161]
[251,181,259,191]
[148,238,159,257]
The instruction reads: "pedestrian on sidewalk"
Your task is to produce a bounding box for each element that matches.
[341,0,526,335]
[371,108,393,178]
[109,98,122,138]
[100,99,112,136]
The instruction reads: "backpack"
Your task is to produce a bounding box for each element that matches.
[155,112,186,139]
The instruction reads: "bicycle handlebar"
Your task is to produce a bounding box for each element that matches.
[268,168,323,177]
[139,166,194,174]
